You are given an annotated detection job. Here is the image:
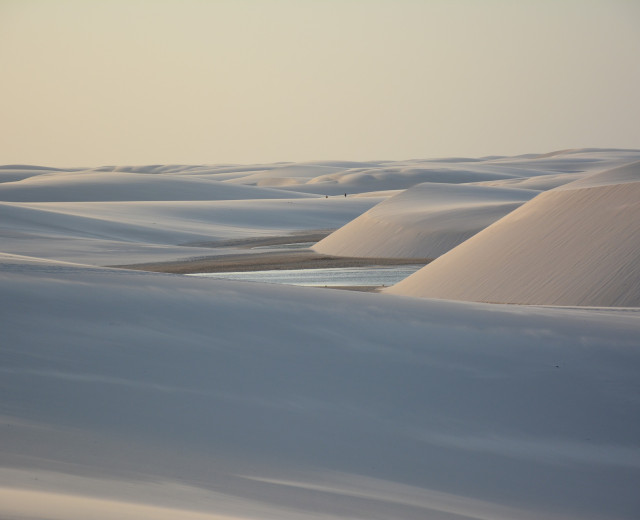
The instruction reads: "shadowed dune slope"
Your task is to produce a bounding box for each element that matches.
[2,252,640,520]
[0,170,314,202]
[387,161,640,306]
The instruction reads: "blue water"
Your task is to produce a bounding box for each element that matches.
[189,265,423,287]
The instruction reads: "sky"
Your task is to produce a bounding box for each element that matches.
[1,0,639,167]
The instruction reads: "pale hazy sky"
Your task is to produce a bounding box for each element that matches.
[1,0,639,167]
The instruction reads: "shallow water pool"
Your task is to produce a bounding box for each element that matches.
[189,265,423,288]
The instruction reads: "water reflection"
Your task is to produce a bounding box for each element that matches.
[190,265,422,288]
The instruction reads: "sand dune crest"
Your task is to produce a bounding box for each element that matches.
[388,161,640,306]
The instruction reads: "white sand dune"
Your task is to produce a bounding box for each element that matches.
[0,165,385,265]
[1,150,640,520]
[0,170,314,202]
[1,252,639,520]
[221,161,541,196]
[313,183,538,259]
[0,196,381,265]
[293,164,525,195]
[1,198,379,244]
[0,165,81,183]
[224,164,350,187]
[388,161,640,306]
[490,147,640,171]
[469,171,586,191]
[231,148,640,196]
[555,159,640,189]
[312,149,640,261]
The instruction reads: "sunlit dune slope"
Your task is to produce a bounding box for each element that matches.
[387,161,640,306]
[313,183,538,259]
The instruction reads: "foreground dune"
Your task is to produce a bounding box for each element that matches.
[1,253,639,520]
[388,161,640,306]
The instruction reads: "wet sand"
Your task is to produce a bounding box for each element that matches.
[182,231,333,249]
[112,232,431,293]
[113,231,431,276]
[321,285,382,293]
[115,249,431,274]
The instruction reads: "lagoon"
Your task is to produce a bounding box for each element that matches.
[189,265,423,288]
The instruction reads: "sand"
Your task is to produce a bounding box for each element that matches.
[388,161,640,306]
[112,232,430,277]
[3,149,640,520]
[313,182,538,259]
[115,249,430,274]
[3,250,640,520]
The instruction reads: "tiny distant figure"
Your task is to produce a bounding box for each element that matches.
[325,195,328,198]
[344,193,347,197]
